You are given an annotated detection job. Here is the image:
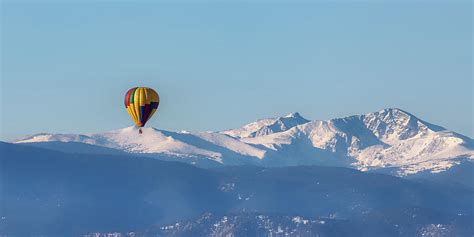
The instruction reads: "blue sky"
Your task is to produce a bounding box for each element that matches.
[1,1,472,140]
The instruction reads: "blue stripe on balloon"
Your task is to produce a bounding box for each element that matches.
[140,105,145,125]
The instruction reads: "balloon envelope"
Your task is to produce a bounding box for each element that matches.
[124,87,159,127]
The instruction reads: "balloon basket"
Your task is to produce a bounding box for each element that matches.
[139,128,143,134]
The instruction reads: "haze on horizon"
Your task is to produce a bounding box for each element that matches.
[1,0,472,141]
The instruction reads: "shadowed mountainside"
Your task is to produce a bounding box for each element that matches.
[1,142,473,236]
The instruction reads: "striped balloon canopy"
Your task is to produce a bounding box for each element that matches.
[124,87,160,129]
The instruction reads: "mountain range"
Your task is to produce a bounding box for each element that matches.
[15,108,473,176]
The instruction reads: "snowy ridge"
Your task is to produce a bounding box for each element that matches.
[222,112,310,138]
[14,108,473,175]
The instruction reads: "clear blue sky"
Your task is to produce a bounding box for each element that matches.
[1,1,472,140]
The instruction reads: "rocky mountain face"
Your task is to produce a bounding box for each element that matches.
[14,108,473,175]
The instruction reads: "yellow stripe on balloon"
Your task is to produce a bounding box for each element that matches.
[143,87,149,104]
[134,88,142,125]
[127,89,139,126]
[150,89,159,103]
[139,88,146,106]
[127,106,138,126]
[130,106,138,126]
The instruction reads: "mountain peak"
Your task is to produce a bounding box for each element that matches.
[380,107,408,113]
[376,107,413,117]
[223,112,309,138]
[247,112,309,137]
[284,112,304,119]
[361,107,446,144]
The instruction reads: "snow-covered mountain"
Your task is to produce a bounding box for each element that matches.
[222,112,310,138]
[14,108,474,175]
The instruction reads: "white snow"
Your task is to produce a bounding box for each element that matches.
[194,132,266,159]
[222,112,309,138]
[14,108,473,175]
[292,216,309,225]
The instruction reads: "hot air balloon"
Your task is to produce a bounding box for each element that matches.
[124,87,160,134]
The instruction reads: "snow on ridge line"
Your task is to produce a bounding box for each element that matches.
[222,112,310,138]
[12,109,474,175]
[14,133,96,144]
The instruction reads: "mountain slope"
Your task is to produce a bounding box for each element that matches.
[14,108,474,175]
[133,212,473,237]
[15,127,264,166]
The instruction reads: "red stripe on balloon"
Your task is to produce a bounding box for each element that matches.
[124,89,133,107]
